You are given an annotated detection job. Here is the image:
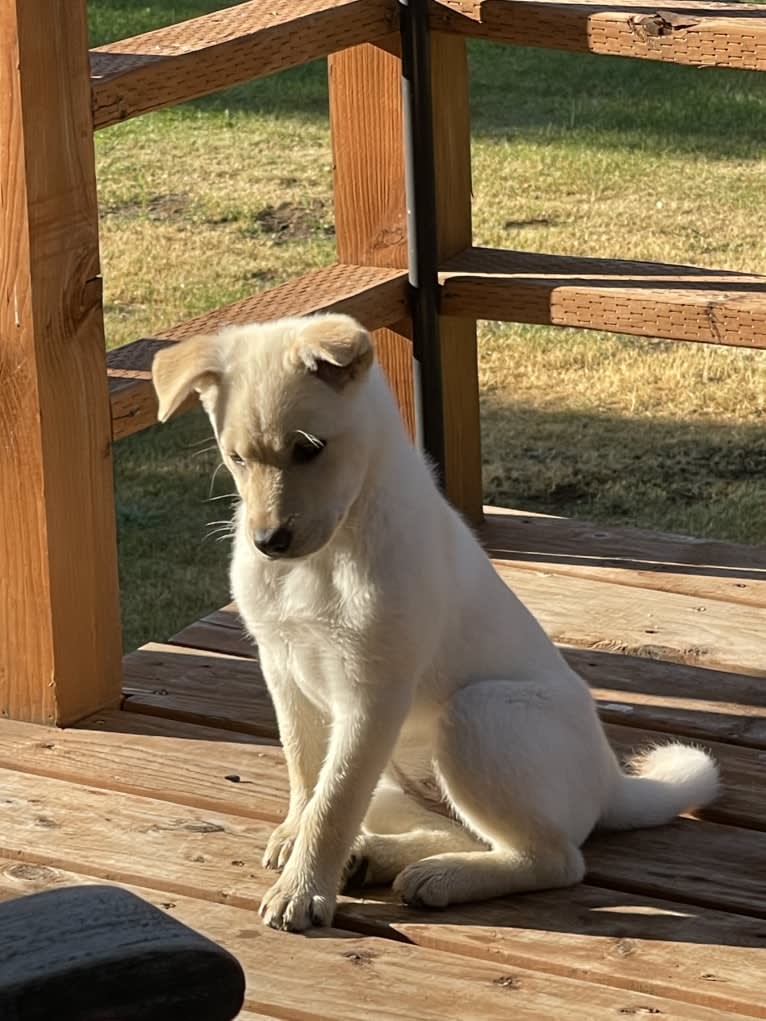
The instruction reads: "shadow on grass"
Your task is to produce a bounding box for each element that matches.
[480,394,766,546]
[115,396,766,654]
[469,43,766,160]
[114,408,234,653]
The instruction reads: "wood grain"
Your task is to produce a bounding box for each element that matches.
[0,786,760,1020]
[344,883,766,1019]
[440,247,766,349]
[122,644,276,737]
[431,33,482,521]
[91,0,397,129]
[121,632,766,826]
[0,0,122,724]
[170,619,257,657]
[0,711,287,823]
[575,649,766,749]
[329,34,482,522]
[168,593,766,749]
[0,710,759,833]
[482,507,766,608]
[108,265,408,440]
[1,739,763,921]
[499,565,766,678]
[329,41,417,438]
[586,817,766,919]
[431,0,766,72]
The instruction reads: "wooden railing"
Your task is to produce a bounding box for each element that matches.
[2,0,765,726]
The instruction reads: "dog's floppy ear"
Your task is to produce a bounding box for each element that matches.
[289,314,374,389]
[152,335,221,422]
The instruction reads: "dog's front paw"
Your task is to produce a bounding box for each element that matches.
[259,871,336,932]
[263,820,300,871]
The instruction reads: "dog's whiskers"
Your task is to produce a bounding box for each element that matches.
[205,492,238,503]
[208,460,228,497]
[201,522,236,546]
[192,444,218,458]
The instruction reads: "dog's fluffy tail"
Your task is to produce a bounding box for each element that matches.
[600,743,719,830]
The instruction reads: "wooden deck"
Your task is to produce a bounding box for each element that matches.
[1,507,765,1018]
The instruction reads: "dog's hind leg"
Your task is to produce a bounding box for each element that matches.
[393,679,593,909]
[343,784,484,890]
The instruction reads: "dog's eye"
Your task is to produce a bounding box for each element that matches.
[229,452,246,467]
[292,436,325,465]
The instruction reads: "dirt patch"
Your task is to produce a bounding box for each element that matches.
[247,200,335,244]
[242,268,278,285]
[146,192,190,220]
[102,192,190,221]
[504,216,557,229]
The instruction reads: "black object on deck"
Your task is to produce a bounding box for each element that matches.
[0,884,246,1021]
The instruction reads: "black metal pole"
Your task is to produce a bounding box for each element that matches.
[399,0,446,486]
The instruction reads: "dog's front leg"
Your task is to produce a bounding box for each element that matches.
[260,682,410,932]
[261,651,329,871]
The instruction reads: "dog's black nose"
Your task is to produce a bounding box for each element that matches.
[253,526,293,557]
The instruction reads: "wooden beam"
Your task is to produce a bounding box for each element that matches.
[329,41,417,437]
[430,0,766,73]
[108,265,409,440]
[329,34,482,522]
[430,33,482,521]
[440,247,766,349]
[91,0,397,129]
[0,0,122,724]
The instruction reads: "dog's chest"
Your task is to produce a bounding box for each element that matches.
[237,552,373,628]
[234,550,377,709]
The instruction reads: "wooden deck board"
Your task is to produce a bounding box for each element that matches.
[160,619,766,748]
[0,862,751,1021]
[0,771,764,1018]
[346,886,766,1018]
[0,710,761,834]
[483,507,766,608]
[0,724,764,918]
[2,504,765,1016]
[0,712,286,823]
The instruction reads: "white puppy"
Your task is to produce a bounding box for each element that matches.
[153,313,719,933]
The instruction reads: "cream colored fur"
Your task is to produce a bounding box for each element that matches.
[152,313,720,933]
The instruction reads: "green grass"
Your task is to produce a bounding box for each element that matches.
[93,3,766,651]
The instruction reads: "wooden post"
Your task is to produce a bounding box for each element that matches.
[0,1,123,724]
[329,33,483,523]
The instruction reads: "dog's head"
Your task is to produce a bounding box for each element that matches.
[152,314,376,560]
